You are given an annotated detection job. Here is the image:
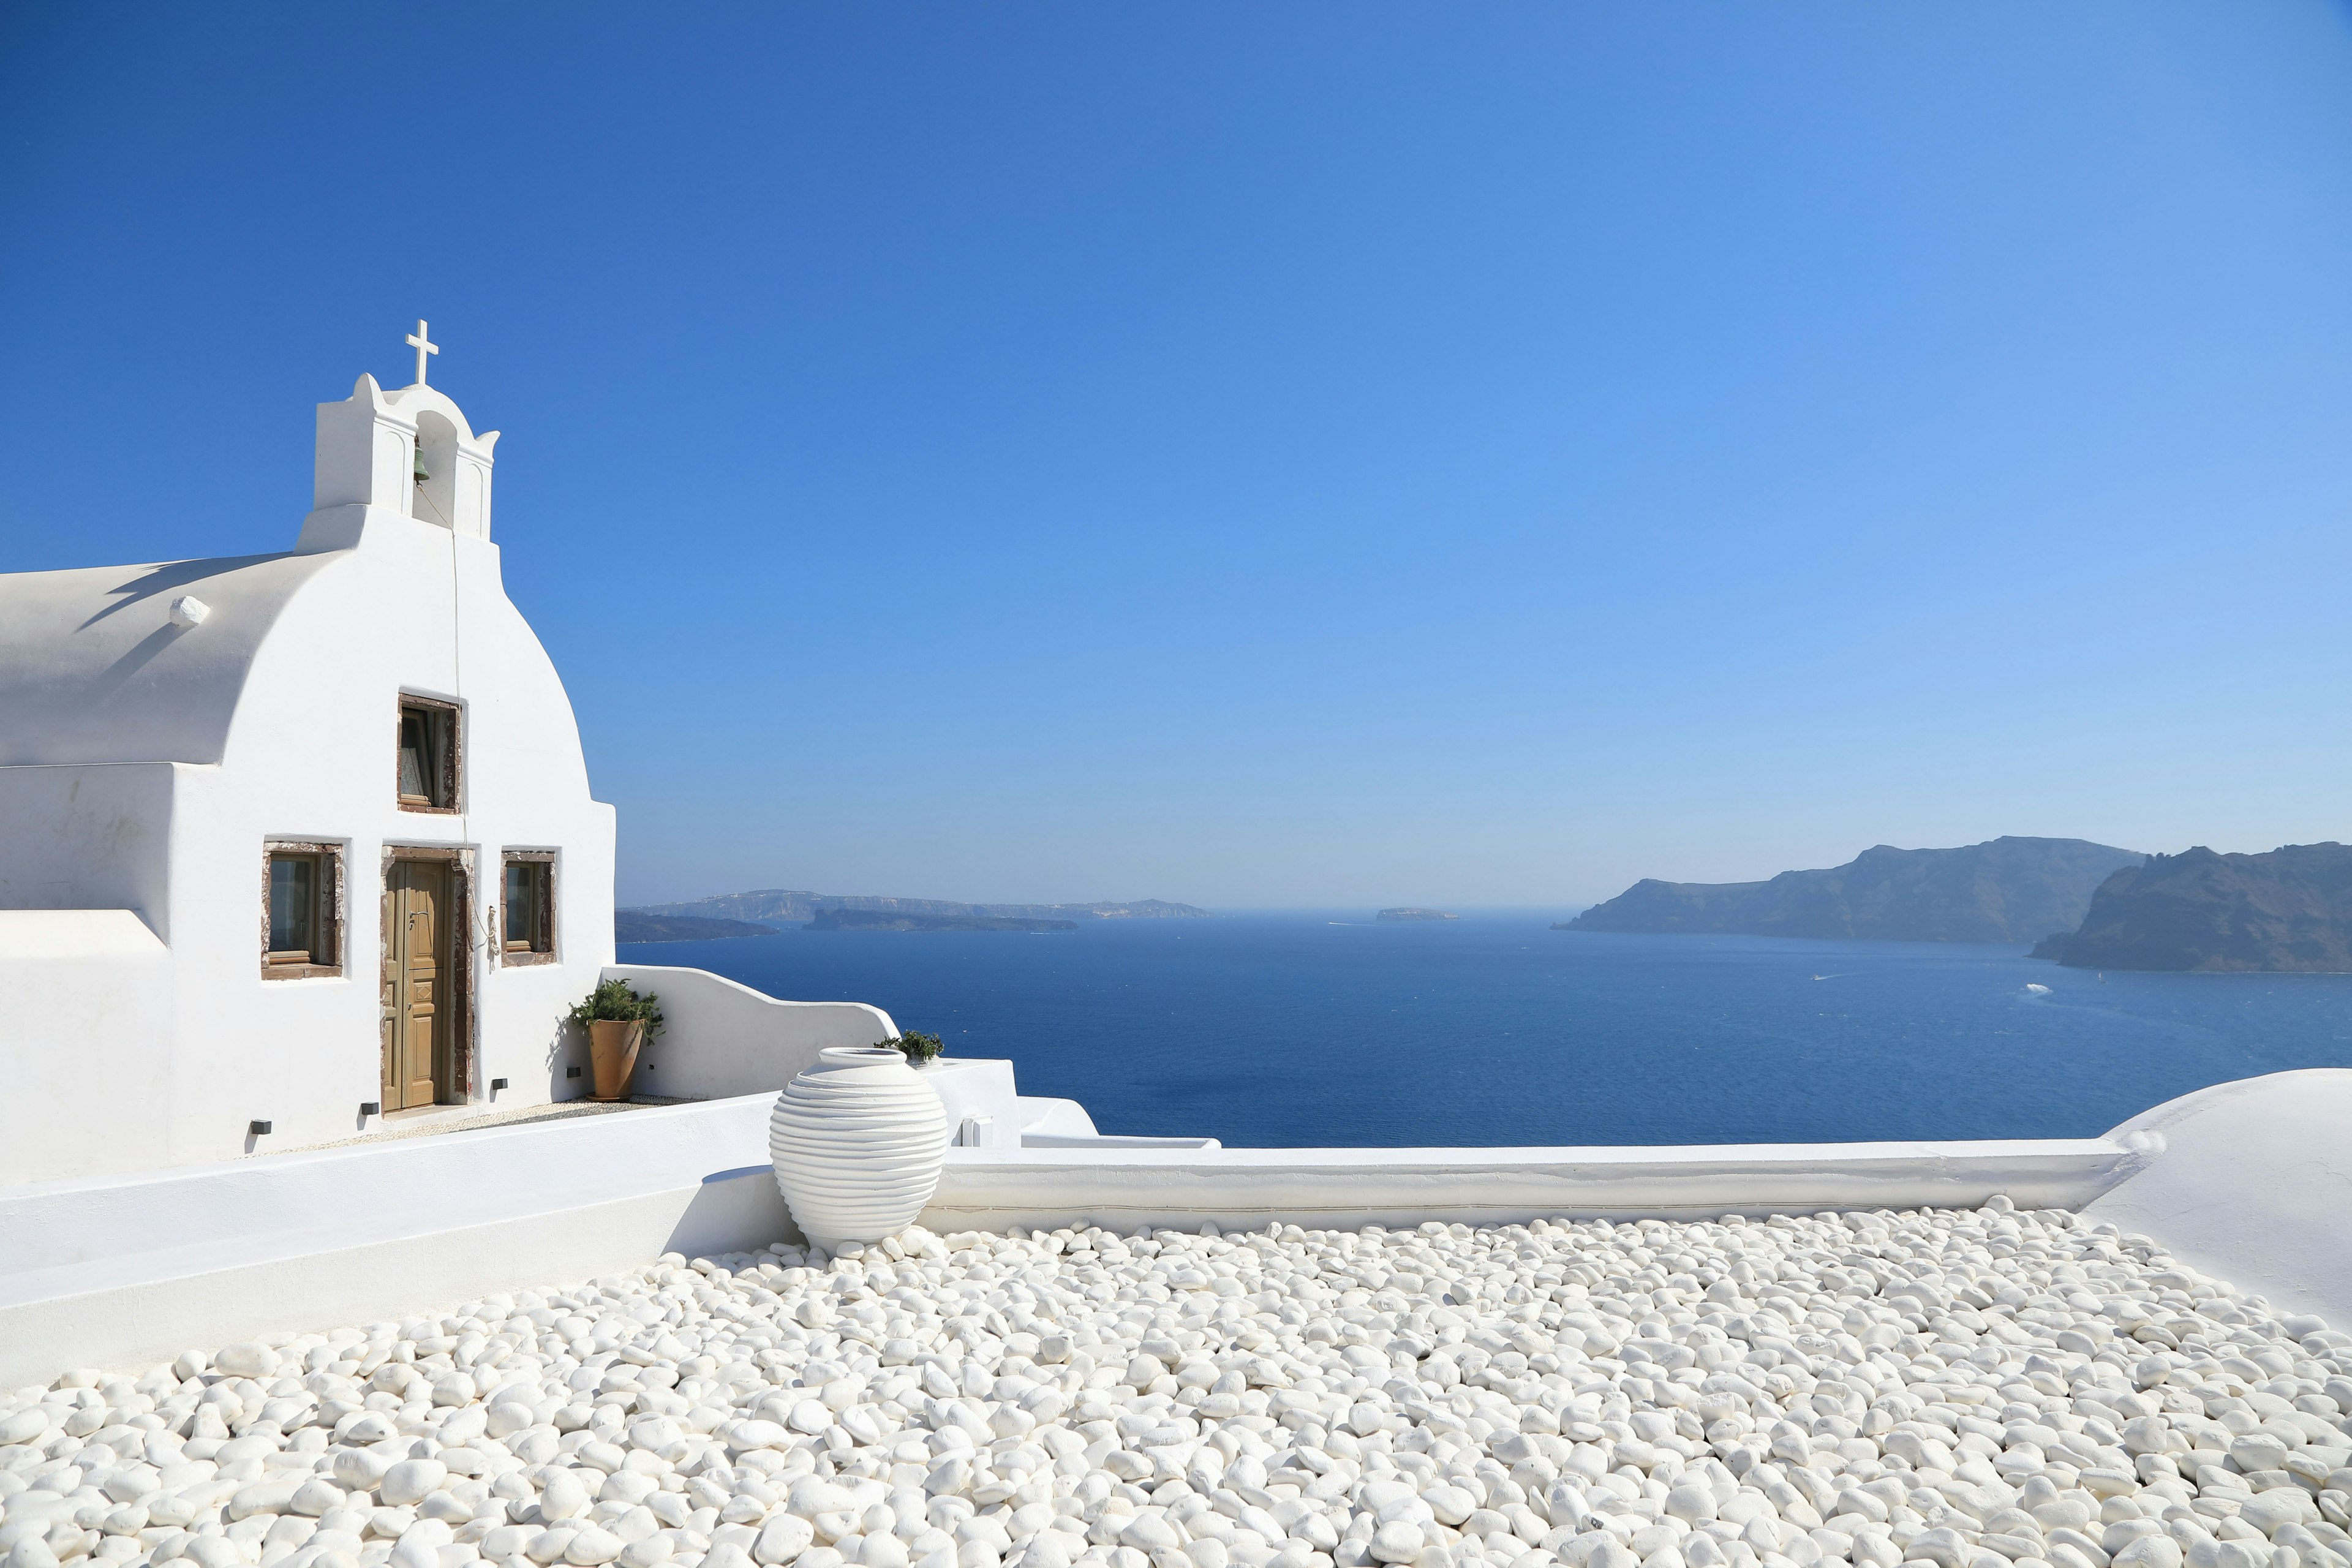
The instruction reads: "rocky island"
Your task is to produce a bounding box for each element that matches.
[808,908,1078,933]
[1561,835,2144,944]
[619,890,1203,941]
[611,911,780,943]
[2036,841,2352,971]
[639,889,1207,924]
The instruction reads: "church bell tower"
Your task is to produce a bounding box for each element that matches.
[311,321,499,538]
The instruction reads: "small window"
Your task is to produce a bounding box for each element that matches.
[397,698,458,810]
[502,854,556,963]
[263,844,342,977]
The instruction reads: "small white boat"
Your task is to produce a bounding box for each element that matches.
[2025,982,2052,995]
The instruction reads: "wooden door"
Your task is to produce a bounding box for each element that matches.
[379,862,449,1110]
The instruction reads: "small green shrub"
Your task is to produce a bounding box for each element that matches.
[884,1030,944,1063]
[566,979,665,1038]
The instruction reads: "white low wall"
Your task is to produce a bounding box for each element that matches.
[0,1051,1136,1384]
[0,910,175,1188]
[0,1095,793,1389]
[914,1057,1125,1148]
[606,962,897,1100]
[9,1068,2347,1389]
[2085,1068,2352,1328]
[918,1134,2154,1235]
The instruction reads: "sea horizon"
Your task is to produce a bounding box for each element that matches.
[621,910,2352,1150]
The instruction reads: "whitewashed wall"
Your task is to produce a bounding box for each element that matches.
[0,500,617,1185]
[605,963,899,1101]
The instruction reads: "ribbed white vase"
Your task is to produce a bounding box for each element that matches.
[769,1046,949,1250]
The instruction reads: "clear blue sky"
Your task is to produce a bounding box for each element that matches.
[6,4,2349,908]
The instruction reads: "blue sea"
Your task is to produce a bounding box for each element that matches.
[618,913,2352,1148]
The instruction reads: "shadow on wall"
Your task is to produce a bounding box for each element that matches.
[666,1163,801,1257]
[75,554,291,630]
[543,1020,587,1102]
[89,622,193,704]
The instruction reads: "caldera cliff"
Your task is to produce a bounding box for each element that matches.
[2042,842,2352,972]
[1564,836,2144,944]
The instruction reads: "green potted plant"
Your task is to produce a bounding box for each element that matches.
[883,1030,944,1065]
[566,979,665,1101]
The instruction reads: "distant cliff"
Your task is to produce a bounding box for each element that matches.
[614,912,780,943]
[641,889,1208,924]
[1564,837,2146,944]
[809,908,1078,933]
[2041,843,2352,972]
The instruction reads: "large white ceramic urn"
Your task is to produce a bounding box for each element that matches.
[768,1046,949,1250]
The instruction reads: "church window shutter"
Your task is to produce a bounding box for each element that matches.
[263,842,344,978]
[501,853,557,963]
[396,697,461,811]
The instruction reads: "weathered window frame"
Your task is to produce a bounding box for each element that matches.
[261,840,345,980]
[499,851,558,967]
[396,694,462,813]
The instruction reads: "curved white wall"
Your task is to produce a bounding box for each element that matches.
[2084,1068,2352,1327]
[0,551,338,768]
[606,962,897,1101]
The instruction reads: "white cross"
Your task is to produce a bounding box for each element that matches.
[406,320,440,386]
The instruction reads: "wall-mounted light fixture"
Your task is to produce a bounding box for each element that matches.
[491,1077,509,1091]
[360,1102,380,1117]
[249,1120,272,1136]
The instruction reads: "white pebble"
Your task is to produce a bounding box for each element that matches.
[3,1207,2342,1568]
[380,1460,449,1507]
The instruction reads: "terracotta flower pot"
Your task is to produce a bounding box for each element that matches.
[588,1019,644,1101]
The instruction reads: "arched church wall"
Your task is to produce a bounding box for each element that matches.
[12,505,617,1182]
[0,552,339,768]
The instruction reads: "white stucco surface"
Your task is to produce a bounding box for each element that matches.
[0,1095,786,1389]
[3,1065,2345,1388]
[0,911,175,1185]
[0,1048,1160,1381]
[2083,1066,2352,1327]
[606,963,899,1101]
[0,372,620,1185]
[918,1134,2156,1235]
[911,1056,1117,1148]
[0,552,341,769]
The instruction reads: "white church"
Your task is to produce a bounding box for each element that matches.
[0,328,619,1185]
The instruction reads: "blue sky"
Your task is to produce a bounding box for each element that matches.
[5,4,2350,908]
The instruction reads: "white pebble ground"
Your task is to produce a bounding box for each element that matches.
[6,1201,2351,1568]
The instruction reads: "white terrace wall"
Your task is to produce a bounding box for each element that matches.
[605,963,898,1102]
[3,1070,2347,1385]
[0,1096,790,1390]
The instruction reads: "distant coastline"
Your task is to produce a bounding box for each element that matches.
[634,888,1208,927]
[1377,908,1457,922]
[807,908,1077,934]
[1562,837,2142,945]
[618,888,1204,942]
[612,911,780,944]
